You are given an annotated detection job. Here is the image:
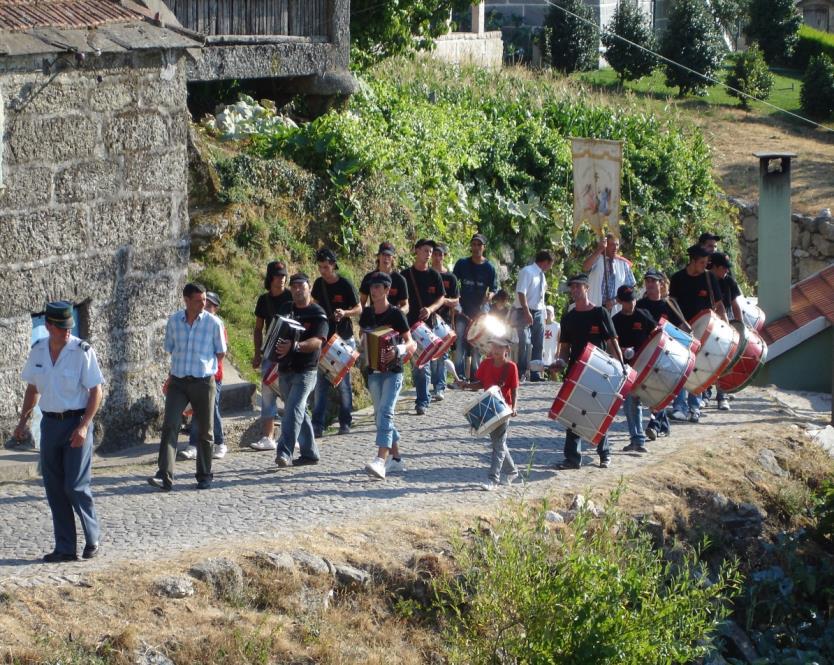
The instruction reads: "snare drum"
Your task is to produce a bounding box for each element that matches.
[548,344,637,444]
[461,385,512,436]
[717,322,768,393]
[660,318,701,354]
[318,335,360,387]
[740,299,766,332]
[465,314,508,355]
[630,327,696,411]
[432,318,457,359]
[684,310,740,394]
[411,322,443,368]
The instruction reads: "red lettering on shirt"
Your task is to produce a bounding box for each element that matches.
[390,288,398,297]
[633,323,643,330]
[698,290,707,297]
[590,325,600,334]
[428,287,436,294]
[333,295,345,304]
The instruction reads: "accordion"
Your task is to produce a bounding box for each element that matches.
[263,315,305,363]
[363,326,400,372]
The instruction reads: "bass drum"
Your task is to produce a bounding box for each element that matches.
[684,310,739,395]
[717,321,768,393]
[630,326,696,412]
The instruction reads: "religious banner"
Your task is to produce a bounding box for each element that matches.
[571,138,623,239]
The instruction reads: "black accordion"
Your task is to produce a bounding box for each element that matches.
[263,316,305,363]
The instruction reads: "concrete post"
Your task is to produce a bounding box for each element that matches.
[472,2,486,34]
[754,152,796,322]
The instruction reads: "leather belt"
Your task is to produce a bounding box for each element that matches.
[42,409,86,420]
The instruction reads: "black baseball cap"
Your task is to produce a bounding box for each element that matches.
[471,233,487,245]
[644,268,664,281]
[367,271,392,287]
[289,272,310,284]
[687,244,711,258]
[206,291,221,307]
[698,232,722,244]
[316,248,337,263]
[566,273,590,286]
[709,252,732,269]
[433,242,450,255]
[377,242,395,256]
[616,285,635,302]
[414,238,437,249]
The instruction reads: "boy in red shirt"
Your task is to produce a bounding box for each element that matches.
[459,337,521,491]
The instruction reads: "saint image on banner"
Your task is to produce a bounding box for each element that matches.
[571,138,623,239]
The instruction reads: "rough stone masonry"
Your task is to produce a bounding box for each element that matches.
[0,48,192,450]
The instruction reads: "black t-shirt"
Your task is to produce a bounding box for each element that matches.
[612,308,657,352]
[359,305,410,374]
[635,297,685,328]
[718,274,742,314]
[559,306,618,368]
[275,302,329,373]
[438,271,460,324]
[254,290,292,321]
[312,276,359,340]
[453,257,498,317]
[669,268,722,322]
[359,271,409,306]
[400,266,445,327]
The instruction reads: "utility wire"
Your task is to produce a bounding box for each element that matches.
[541,0,834,132]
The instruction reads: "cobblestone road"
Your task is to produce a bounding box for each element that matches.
[0,382,781,585]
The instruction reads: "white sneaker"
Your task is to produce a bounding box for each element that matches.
[385,457,405,474]
[365,457,386,479]
[669,410,688,421]
[294,442,301,456]
[479,480,499,491]
[717,399,731,411]
[505,471,524,486]
[250,436,277,451]
[212,444,227,459]
[177,445,197,460]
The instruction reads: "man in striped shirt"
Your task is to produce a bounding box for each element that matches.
[148,283,226,492]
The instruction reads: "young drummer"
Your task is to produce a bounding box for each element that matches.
[360,272,417,480]
[458,337,521,491]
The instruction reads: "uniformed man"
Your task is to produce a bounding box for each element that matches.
[15,301,103,562]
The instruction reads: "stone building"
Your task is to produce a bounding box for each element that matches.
[796,0,833,32]
[0,0,200,450]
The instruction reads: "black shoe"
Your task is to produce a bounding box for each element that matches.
[554,460,581,470]
[43,550,78,563]
[338,425,351,435]
[147,476,172,492]
[415,405,427,415]
[196,479,212,490]
[293,456,319,466]
[623,443,639,452]
[313,428,324,438]
[82,543,100,559]
[529,374,545,382]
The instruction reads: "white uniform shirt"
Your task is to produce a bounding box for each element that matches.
[21,336,104,412]
[542,322,561,365]
[514,263,547,311]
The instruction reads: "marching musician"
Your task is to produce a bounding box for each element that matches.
[273,273,329,468]
[251,260,292,452]
[550,274,624,470]
[709,251,742,412]
[400,239,446,416]
[359,242,409,312]
[430,242,460,402]
[359,272,417,480]
[311,248,361,437]
[612,285,657,454]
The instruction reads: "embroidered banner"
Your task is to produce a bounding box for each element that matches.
[571,138,623,239]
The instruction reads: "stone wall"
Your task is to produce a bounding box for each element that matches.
[0,50,191,451]
[431,31,505,69]
[731,198,834,283]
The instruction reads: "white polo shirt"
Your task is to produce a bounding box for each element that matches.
[21,336,104,412]
[514,262,547,311]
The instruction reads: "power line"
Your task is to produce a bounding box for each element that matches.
[541,0,834,133]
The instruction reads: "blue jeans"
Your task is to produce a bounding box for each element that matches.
[488,420,517,482]
[277,370,320,461]
[516,308,545,378]
[367,372,403,448]
[312,337,355,431]
[648,410,670,434]
[40,414,100,554]
[455,316,481,380]
[673,388,702,416]
[412,361,431,410]
[430,351,449,396]
[189,380,224,447]
[260,359,281,420]
[564,429,610,465]
[623,394,645,445]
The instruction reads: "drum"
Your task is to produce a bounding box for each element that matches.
[411,322,443,368]
[660,317,701,354]
[461,385,512,436]
[717,322,768,393]
[684,310,740,395]
[318,335,360,387]
[630,327,696,411]
[548,343,637,445]
[262,362,280,392]
[432,318,457,359]
[740,299,766,332]
[465,314,508,355]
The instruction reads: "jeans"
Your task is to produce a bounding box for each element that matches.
[430,351,449,396]
[488,420,517,483]
[412,361,431,410]
[623,394,645,445]
[648,410,670,434]
[454,316,480,380]
[368,372,403,448]
[312,337,355,431]
[189,380,224,447]
[672,388,702,416]
[159,375,216,485]
[40,414,100,554]
[276,369,320,461]
[260,359,281,420]
[516,308,545,378]
[564,429,610,466]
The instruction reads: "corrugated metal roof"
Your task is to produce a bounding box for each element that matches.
[762,264,834,345]
[0,1,139,32]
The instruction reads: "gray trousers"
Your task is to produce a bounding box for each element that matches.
[488,420,517,483]
[158,375,216,485]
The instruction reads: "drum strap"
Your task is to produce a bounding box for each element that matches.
[319,281,335,320]
[704,272,717,310]
[407,269,435,327]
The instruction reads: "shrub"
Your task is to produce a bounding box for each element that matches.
[793,24,834,70]
[435,495,741,664]
[800,53,834,118]
[660,0,727,96]
[727,45,774,109]
[602,0,658,83]
[747,0,803,64]
[542,0,599,72]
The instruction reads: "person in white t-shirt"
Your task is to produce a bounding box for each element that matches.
[541,305,560,366]
[512,250,554,381]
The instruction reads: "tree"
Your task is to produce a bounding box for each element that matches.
[727,45,774,109]
[542,0,599,73]
[747,0,802,65]
[602,0,657,83]
[350,0,471,68]
[710,0,751,49]
[800,53,834,118]
[660,0,726,96]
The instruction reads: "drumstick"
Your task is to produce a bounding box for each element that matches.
[665,297,694,333]
[445,358,461,382]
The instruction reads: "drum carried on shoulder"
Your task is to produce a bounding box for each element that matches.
[717,321,768,393]
[410,321,444,368]
[684,310,740,395]
[462,385,512,436]
[630,322,697,412]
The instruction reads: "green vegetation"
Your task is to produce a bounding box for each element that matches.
[601,0,658,83]
[793,24,834,70]
[727,45,775,109]
[801,54,834,118]
[542,0,599,72]
[747,0,803,64]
